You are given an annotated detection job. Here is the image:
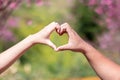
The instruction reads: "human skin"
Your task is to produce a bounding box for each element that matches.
[0,22,60,74]
[56,23,120,80]
[1,22,120,80]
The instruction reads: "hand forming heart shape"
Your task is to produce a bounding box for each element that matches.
[55,23,87,52]
[32,22,87,53]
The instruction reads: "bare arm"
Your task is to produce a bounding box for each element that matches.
[0,22,59,74]
[56,23,120,80]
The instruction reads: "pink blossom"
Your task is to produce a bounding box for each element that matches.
[27,20,33,26]
[106,5,116,17]
[85,0,120,52]
[0,27,16,42]
[98,33,113,49]
[100,0,113,6]
[26,0,32,7]
[95,7,103,15]
[7,18,19,28]
[36,0,43,7]
[9,2,17,9]
[88,0,97,6]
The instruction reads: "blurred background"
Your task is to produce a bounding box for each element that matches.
[0,0,120,80]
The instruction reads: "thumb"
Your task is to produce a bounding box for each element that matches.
[46,40,56,50]
[56,44,70,51]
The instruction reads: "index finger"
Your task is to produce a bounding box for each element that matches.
[44,22,60,34]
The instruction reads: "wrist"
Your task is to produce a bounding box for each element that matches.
[82,42,98,56]
[79,42,95,54]
[25,35,36,45]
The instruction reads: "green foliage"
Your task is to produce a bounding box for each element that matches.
[72,1,103,41]
[0,0,98,79]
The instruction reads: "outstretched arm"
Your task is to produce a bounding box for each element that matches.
[0,22,59,74]
[56,23,120,80]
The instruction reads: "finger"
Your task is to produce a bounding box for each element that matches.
[60,23,72,35]
[61,23,77,39]
[46,40,57,50]
[55,25,61,34]
[59,24,67,35]
[45,22,60,34]
[56,44,70,51]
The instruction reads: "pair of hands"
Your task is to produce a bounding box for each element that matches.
[31,22,88,53]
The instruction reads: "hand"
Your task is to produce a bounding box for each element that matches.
[56,23,88,53]
[31,22,60,50]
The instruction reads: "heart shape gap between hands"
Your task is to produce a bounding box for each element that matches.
[49,23,71,51]
[50,30,68,49]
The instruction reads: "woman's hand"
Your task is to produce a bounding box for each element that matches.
[31,22,60,50]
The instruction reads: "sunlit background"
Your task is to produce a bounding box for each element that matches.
[0,0,120,80]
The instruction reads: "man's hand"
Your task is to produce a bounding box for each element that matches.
[56,23,88,53]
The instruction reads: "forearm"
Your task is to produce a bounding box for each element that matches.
[0,35,34,74]
[0,22,58,74]
[82,43,120,80]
